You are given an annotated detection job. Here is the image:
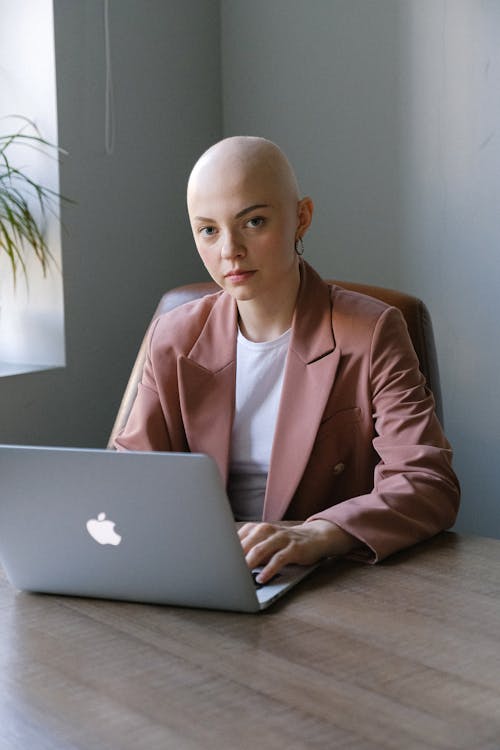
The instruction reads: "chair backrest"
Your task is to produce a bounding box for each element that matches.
[108,280,443,447]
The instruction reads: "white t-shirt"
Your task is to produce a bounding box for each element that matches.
[227,327,291,521]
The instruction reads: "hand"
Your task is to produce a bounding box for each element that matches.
[238,520,358,584]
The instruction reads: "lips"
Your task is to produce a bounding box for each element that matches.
[224,269,256,282]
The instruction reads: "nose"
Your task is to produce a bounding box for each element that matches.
[220,229,245,259]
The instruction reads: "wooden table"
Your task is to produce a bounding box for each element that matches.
[0,532,499,750]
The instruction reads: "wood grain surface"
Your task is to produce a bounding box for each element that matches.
[0,532,499,750]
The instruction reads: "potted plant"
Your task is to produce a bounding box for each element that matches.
[0,115,68,288]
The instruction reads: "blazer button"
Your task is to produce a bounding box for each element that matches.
[332,462,345,476]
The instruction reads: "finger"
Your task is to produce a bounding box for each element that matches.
[244,529,290,568]
[239,523,280,554]
[255,547,293,584]
[251,529,323,582]
[237,522,259,541]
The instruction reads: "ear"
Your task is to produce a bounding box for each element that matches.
[296,197,314,240]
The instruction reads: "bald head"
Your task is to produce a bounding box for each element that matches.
[186,136,314,303]
[187,136,300,209]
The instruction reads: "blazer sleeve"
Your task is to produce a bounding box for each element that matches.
[308,306,460,562]
[113,319,172,452]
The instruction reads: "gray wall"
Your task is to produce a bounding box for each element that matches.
[0,0,221,448]
[396,1,500,537]
[221,0,500,539]
[221,0,403,286]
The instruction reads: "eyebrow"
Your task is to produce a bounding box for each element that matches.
[193,204,271,223]
[235,203,270,219]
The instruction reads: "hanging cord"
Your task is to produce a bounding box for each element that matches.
[104,0,115,155]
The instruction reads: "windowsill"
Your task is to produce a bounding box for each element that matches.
[0,361,63,378]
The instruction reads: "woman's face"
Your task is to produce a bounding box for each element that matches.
[187,150,312,310]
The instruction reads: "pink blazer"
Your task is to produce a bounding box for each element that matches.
[115,262,460,562]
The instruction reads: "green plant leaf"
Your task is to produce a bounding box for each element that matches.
[0,115,71,288]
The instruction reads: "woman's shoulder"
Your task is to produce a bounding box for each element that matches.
[303,261,389,319]
[327,282,409,353]
[329,282,390,319]
[148,289,226,352]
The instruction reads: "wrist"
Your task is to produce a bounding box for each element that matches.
[306,519,358,557]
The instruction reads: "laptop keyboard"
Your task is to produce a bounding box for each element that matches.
[251,570,281,589]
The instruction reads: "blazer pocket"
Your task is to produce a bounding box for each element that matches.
[314,406,362,445]
[301,406,363,506]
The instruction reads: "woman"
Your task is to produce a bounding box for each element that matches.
[115,136,459,583]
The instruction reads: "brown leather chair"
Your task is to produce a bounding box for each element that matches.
[108,280,443,447]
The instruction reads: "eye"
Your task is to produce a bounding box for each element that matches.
[199,226,217,237]
[246,216,265,228]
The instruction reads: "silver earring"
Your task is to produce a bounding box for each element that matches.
[295,237,305,256]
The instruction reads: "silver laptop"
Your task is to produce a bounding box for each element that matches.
[0,445,317,612]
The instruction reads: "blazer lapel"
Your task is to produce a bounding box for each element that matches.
[263,263,341,520]
[178,293,238,484]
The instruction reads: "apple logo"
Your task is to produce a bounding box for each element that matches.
[86,512,122,546]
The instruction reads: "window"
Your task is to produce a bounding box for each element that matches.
[0,0,65,376]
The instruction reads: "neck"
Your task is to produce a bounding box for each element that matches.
[237,264,301,342]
